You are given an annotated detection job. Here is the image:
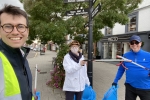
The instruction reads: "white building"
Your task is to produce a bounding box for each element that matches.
[99,0,150,59]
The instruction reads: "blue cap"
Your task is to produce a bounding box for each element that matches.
[130,35,141,42]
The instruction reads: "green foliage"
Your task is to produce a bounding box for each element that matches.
[55,44,69,69]
[74,35,86,44]
[93,29,104,42]
[26,39,33,45]
[93,0,142,29]
[24,0,142,45]
[47,44,69,89]
[19,0,23,3]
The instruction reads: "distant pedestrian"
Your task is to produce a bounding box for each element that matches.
[63,40,90,100]
[0,5,35,100]
[112,35,150,100]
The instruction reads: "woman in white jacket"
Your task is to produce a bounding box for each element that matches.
[63,40,90,100]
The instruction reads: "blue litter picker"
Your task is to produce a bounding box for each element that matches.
[102,85,118,100]
[34,64,41,100]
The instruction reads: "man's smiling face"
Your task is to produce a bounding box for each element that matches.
[0,13,29,48]
[129,40,142,52]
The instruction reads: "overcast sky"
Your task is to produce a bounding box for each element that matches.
[0,0,149,11]
[138,0,150,8]
[0,0,24,10]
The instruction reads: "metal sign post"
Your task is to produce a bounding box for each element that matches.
[87,0,93,87]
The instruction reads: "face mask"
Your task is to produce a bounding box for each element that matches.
[71,47,79,53]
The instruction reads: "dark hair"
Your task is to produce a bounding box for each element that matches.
[0,5,29,26]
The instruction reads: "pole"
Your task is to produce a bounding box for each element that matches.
[34,64,37,94]
[88,0,93,87]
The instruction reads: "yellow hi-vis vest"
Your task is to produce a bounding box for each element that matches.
[0,52,34,100]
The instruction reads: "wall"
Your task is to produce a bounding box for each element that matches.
[100,2,150,35]
[138,6,150,31]
[140,34,150,52]
[100,28,105,35]
[112,23,125,35]
[100,23,125,35]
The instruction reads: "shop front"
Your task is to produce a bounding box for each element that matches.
[100,31,150,59]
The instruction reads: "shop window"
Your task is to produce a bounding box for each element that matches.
[128,17,136,31]
[125,12,138,33]
[105,27,112,35]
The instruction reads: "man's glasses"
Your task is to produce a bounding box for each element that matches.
[130,41,139,45]
[1,24,28,33]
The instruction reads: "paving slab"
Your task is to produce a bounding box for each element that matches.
[28,50,140,100]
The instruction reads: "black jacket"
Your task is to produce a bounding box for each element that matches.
[0,39,33,100]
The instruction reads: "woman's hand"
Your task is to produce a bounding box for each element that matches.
[80,60,87,66]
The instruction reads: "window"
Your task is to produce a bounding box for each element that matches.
[128,16,136,31]
[126,12,138,33]
[105,27,112,35]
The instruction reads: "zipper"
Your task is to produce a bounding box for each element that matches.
[79,69,81,91]
[23,62,30,99]
[20,49,30,99]
[135,53,137,63]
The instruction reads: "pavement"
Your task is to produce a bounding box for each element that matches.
[27,50,140,100]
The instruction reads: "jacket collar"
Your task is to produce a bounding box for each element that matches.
[0,39,30,58]
[131,49,142,54]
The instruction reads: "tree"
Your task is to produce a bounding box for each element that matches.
[23,0,92,44]
[23,0,142,45]
[93,0,142,29]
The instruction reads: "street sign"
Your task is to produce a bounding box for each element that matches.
[92,0,96,5]
[92,3,101,18]
[65,8,89,16]
[64,0,89,3]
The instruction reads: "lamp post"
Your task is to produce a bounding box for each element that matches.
[87,0,93,87]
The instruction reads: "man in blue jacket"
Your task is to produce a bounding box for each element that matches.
[112,35,150,100]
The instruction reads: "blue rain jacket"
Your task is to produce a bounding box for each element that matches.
[114,49,150,89]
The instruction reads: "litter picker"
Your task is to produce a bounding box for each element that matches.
[34,64,41,100]
[84,55,150,72]
[84,59,125,62]
[116,55,150,70]
[83,58,131,62]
